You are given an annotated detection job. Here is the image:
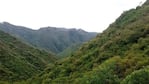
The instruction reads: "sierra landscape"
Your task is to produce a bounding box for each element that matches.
[0,22,97,54]
[0,0,149,84]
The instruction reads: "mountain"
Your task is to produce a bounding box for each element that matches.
[0,30,56,82]
[0,23,97,54]
[28,1,149,84]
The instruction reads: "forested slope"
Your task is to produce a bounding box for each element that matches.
[28,1,149,84]
[0,30,56,83]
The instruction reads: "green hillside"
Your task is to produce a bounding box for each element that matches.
[0,30,56,83]
[0,23,97,54]
[28,1,149,84]
[57,43,82,58]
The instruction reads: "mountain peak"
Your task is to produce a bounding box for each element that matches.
[143,0,149,5]
[2,21,10,24]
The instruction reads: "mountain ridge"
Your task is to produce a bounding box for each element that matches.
[0,30,56,82]
[1,1,149,83]
[0,22,97,54]
[27,1,149,83]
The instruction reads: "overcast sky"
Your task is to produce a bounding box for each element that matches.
[0,0,146,32]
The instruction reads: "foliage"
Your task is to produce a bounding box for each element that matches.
[0,30,56,82]
[121,66,149,84]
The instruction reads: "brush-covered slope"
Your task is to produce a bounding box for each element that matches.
[29,1,149,84]
[57,43,82,58]
[0,23,97,54]
[0,30,56,82]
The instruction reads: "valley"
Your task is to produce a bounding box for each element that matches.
[0,0,149,84]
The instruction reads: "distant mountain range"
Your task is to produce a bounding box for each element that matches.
[1,0,149,83]
[0,22,97,54]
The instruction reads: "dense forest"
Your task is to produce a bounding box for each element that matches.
[0,0,149,84]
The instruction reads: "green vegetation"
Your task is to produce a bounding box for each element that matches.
[27,1,149,83]
[0,23,97,54]
[121,66,149,84]
[1,0,149,84]
[57,43,82,58]
[0,30,56,83]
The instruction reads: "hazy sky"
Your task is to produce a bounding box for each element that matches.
[0,0,146,32]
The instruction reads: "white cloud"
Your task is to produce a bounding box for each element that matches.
[0,0,146,32]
